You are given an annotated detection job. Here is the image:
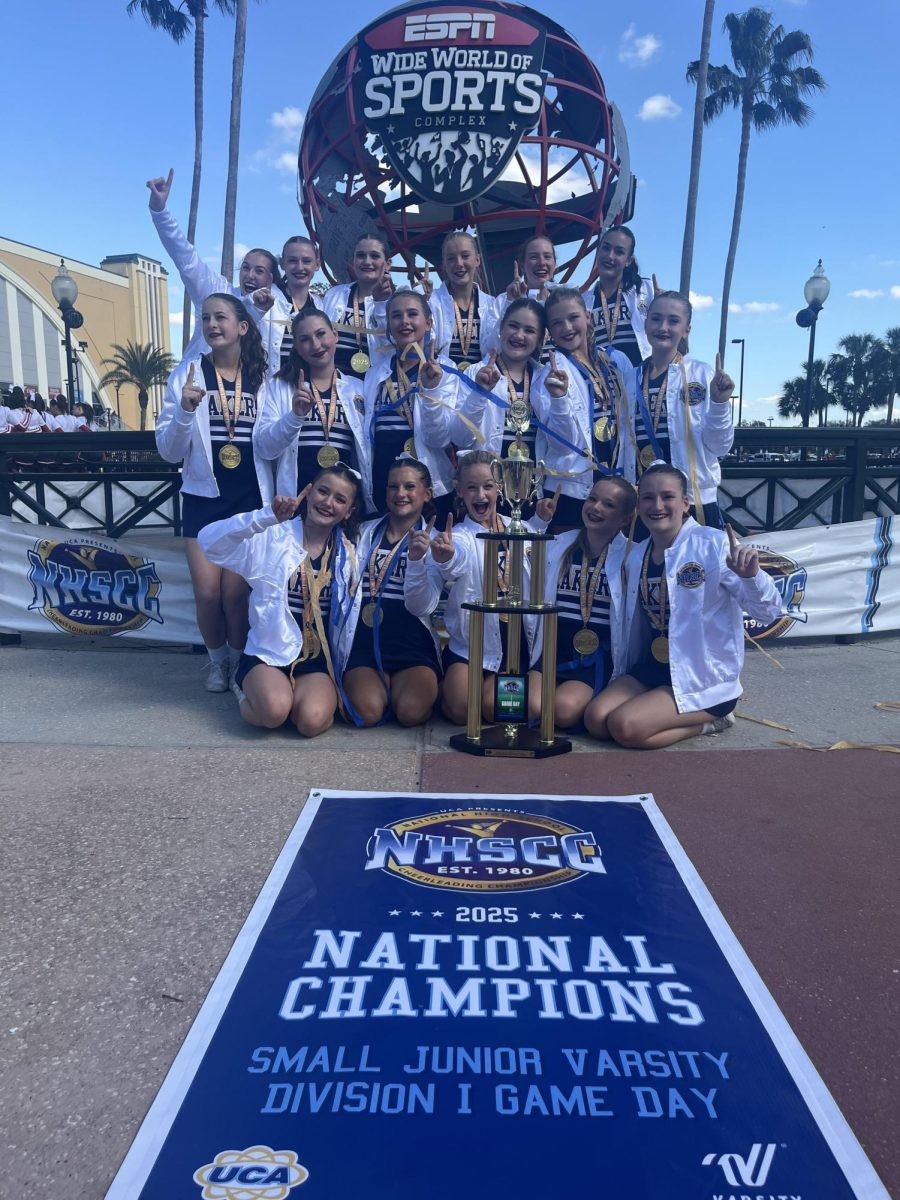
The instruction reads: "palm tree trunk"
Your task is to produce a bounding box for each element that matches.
[718,100,752,362]
[221,0,247,281]
[139,390,148,433]
[679,0,715,297]
[182,5,206,353]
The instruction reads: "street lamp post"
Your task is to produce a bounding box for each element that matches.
[50,260,84,408]
[730,336,745,462]
[795,260,831,429]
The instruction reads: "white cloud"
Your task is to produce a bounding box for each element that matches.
[270,106,304,134]
[729,301,779,314]
[619,24,662,67]
[689,291,715,310]
[637,94,681,121]
[891,286,900,299]
[251,106,305,173]
[168,312,183,325]
[849,288,883,299]
[234,242,251,262]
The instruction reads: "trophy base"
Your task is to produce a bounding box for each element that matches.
[449,726,572,759]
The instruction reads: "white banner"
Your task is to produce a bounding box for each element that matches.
[745,515,898,641]
[0,514,896,645]
[0,515,200,644]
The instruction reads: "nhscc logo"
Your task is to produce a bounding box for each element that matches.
[702,1142,777,1188]
[194,1146,308,1199]
[365,808,606,892]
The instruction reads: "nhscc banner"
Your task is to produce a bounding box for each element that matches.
[0,513,897,643]
[106,791,889,1199]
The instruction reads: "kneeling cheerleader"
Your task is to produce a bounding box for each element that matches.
[587,464,782,749]
[526,476,636,730]
[339,457,442,727]
[198,464,361,738]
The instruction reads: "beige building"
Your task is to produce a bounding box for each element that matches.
[0,236,171,430]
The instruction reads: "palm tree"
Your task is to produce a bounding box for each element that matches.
[831,334,883,428]
[688,8,826,360]
[778,358,828,424]
[221,0,248,281]
[128,0,234,351]
[100,342,176,432]
[680,0,716,298]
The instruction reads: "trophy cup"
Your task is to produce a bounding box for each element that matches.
[449,452,572,759]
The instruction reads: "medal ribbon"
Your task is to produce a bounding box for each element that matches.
[213,364,243,442]
[596,283,622,346]
[453,298,476,360]
[311,372,339,442]
[635,358,672,468]
[296,540,333,662]
[564,350,628,477]
[639,544,669,637]
[678,357,706,526]
[350,284,366,351]
[580,545,608,627]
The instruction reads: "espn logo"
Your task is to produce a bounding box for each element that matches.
[404,12,496,41]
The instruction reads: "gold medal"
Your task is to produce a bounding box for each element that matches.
[218,443,241,469]
[317,444,340,468]
[573,627,600,657]
[651,636,670,664]
[403,437,417,457]
[593,417,611,443]
[639,444,657,469]
[507,398,529,426]
[361,601,382,627]
[350,350,371,373]
[303,629,322,659]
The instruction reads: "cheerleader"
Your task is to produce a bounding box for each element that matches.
[156,294,288,692]
[526,477,636,730]
[535,287,635,528]
[254,308,368,501]
[405,450,548,725]
[321,231,394,377]
[363,289,458,519]
[584,226,654,367]
[429,231,500,367]
[450,298,545,462]
[197,465,361,737]
[146,168,286,368]
[623,291,734,528]
[587,463,781,748]
[340,457,442,727]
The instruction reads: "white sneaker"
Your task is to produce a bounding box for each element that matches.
[702,712,736,736]
[231,679,246,704]
[205,659,229,692]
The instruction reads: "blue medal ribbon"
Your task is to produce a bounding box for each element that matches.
[635,360,666,464]
[369,357,418,445]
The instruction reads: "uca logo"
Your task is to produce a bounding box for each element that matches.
[194,1146,308,1199]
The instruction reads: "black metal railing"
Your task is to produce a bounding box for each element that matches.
[1,427,898,536]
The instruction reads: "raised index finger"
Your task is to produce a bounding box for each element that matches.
[715,352,723,373]
[725,523,739,554]
[549,349,559,373]
[297,483,313,506]
[553,484,562,503]
[446,513,454,537]
[426,515,436,535]
[187,363,195,385]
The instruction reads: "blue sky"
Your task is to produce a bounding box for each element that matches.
[3,0,898,423]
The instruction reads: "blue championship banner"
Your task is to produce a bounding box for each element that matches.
[107,793,888,1199]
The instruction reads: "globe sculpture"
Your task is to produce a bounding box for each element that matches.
[298,0,635,291]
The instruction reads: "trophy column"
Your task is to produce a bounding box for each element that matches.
[449,457,571,760]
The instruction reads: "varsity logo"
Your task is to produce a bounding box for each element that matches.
[744,547,808,640]
[676,561,704,588]
[194,1147,309,1198]
[701,1142,778,1188]
[686,381,706,406]
[365,807,606,891]
[355,3,547,205]
[27,535,163,637]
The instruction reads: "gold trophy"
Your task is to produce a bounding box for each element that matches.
[449,451,572,760]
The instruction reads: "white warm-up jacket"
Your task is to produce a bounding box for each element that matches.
[155,357,294,503]
[620,518,783,713]
[583,278,654,361]
[253,373,371,510]
[530,348,636,499]
[150,206,288,372]
[622,355,734,507]
[524,530,628,670]
[429,283,501,360]
[198,506,357,670]
[448,357,543,454]
[362,355,459,499]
